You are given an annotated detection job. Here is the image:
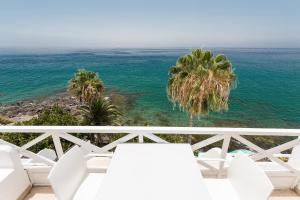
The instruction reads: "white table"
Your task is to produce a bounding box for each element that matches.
[95,143,211,200]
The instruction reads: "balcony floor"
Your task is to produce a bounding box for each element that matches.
[23,187,300,200]
[23,187,54,200]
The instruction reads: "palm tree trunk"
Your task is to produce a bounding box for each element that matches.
[188,114,193,144]
[80,87,85,103]
[189,114,193,127]
[94,133,102,146]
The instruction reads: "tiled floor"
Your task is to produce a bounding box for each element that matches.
[270,190,300,200]
[23,187,55,200]
[23,187,300,200]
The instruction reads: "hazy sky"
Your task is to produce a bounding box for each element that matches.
[1,0,300,48]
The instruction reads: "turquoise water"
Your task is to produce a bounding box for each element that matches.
[0,48,300,128]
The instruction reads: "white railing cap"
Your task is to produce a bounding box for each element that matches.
[0,126,300,136]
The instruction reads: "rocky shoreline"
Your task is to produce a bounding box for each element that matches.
[0,92,82,123]
[0,90,142,124]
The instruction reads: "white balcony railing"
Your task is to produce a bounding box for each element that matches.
[1,126,300,188]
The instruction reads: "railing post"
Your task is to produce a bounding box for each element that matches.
[218,135,231,177]
[52,133,64,159]
[138,134,144,143]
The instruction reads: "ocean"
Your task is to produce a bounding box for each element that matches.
[0,48,300,128]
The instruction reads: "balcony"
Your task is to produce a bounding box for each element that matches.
[1,126,300,200]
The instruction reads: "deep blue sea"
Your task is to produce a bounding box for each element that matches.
[0,48,300,128]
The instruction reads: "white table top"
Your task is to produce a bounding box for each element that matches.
[96,143,211,200]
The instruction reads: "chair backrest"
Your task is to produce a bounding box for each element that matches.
[38,148,57,161]
[0,145,31,200]
[228,155,273,200]
[288,145,300,169]
[198,148,222,158]
[0,145,23,170]
[48,146,87,200]
[198,147,233,163]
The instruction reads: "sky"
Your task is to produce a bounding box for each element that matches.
[0,0,300,49]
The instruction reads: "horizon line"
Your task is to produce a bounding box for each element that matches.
[1,46,300,51]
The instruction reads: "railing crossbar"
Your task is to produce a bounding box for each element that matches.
[192,135,225,151]
[142,133,169,144]
[0,139,55,166]
[251,138,300,161]
[21,132,51,150]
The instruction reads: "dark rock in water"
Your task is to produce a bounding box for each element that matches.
[212,118,250,128]
[106,89,143,112]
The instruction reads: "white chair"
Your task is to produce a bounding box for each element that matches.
[38,148,57,161]
[257,145,300,188]
[0,145,31,200]
[48,145,105,200]
[205,154,273,200]
[198,147,233,161]
[197,148,233,172]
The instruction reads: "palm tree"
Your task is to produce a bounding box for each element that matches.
[81,97,122,126]
[167,49,237,127]
[68,69,104,103]
[81,97,122,145]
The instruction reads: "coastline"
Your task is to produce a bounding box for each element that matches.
[0,92,80,123]
[0,89,142,124]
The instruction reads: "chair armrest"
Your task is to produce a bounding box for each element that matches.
[195,157,227,162]
[84,153,113,160]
